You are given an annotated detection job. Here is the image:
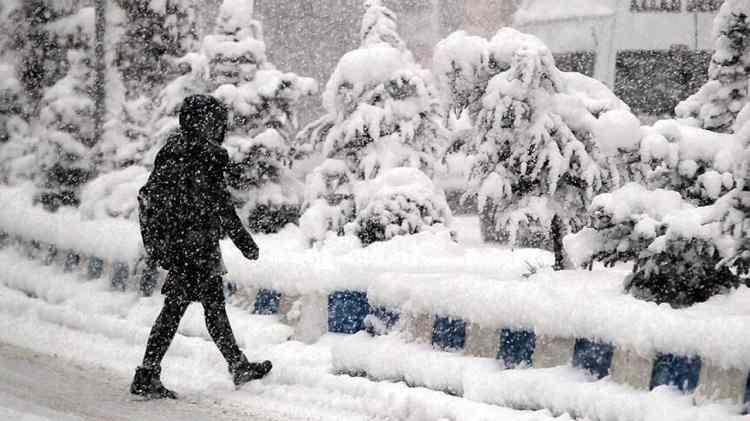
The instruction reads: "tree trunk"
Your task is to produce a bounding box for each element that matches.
[93,0,107,146]
[551,213,569,271]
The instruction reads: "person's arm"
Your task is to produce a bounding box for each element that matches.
[210,149,260,260]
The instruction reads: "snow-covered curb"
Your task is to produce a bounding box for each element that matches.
[333,334,745,421]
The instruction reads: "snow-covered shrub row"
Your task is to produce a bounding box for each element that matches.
[296,0,451,246]
[439,28,640,249]
[676,0,750,133]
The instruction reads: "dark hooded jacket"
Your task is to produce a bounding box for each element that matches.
[143,95,258,301]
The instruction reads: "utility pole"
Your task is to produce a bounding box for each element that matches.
[93,0,106,146]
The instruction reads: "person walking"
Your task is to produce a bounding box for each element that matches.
[131,95,272,400]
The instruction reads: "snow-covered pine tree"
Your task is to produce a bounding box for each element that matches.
[34,49,96,210]
[298,0,451,246]
[676,0,750,132]
[0,64,32,184]
[203,0,316,233]
[467,29,640,259]
[114,0,200,97]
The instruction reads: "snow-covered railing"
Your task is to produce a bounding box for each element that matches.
[1,185,748,415]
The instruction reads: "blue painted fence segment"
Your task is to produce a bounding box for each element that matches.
[367,306,400,335]
[432,316,466,351]
[499,329,536,369]
[254,289,281,315]
[111,262,129,291]
[649,353,702,393]
[328,290,369,334]
[63,252,80,273]
[87,256,104,279]
[573,338,614,380]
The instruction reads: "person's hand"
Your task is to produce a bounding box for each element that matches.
[244,246,259,261]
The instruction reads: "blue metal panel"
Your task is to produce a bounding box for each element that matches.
[743,372,750,415]
[498,328,536,369]
[649,353,702,393]
[328,290,369,334]
[87,256,104,279]
[63,252,80,273]
[432,316,466,351]
[366,306,400,335]
[573,338,614,380]
[254,289,281,315]
[140,266,160,297]
[111,262,129,291]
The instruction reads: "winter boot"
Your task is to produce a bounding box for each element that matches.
[130,366,178,400]
[230,355,272,387]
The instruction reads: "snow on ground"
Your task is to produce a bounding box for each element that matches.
[0,247,568,421]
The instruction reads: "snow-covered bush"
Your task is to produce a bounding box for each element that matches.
[299,159,356,245]
[568,108,749,306]
[355,167,452,245]
[296,0,450,245]
[676,0,750,132]
[34,50,96,210]
[465,29,639,249]
[79,165,149,220]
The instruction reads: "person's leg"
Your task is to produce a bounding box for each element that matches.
[201,276,272,386]
[132,293,189,398]
[202,297,243,367]
[141,294,190,369]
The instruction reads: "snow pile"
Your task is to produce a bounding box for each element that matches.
[297,0,449,246]
[0,186,142,262]
[676,0,750,133]
[79,165,149,221]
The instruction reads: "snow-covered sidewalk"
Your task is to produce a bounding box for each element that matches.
[0,247,569,421]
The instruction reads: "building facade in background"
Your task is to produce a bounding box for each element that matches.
[515,0,723,115]
[201,0,721,119]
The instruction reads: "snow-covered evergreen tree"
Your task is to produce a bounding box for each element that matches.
[203,0,316,233]
[466,29,640,252]
[34,49,96,210]
[297,0,451,245]
[114,0,200,97]
[676,0,750,132]
[0,64,32,184]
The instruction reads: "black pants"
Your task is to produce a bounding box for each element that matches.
[141,276,244,370]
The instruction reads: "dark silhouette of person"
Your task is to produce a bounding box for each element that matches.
[131,95,271,399]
